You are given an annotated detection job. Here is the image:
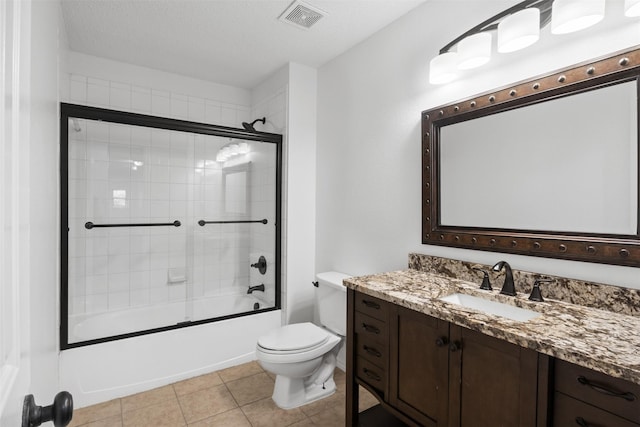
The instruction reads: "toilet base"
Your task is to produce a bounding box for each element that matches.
[272,375,337,409]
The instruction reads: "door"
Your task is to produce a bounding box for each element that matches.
[1,0,67,425]
[1,0,33,423]
[448,326,540,427]
[389,305,450,427]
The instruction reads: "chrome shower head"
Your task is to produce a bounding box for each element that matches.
[242,117,266,131]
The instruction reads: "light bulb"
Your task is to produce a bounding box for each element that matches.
[551,0,605,34]
[457,33,492,70]
[429,52,459,85]
[498,8,540,53]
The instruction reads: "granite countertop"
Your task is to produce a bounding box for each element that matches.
[344,269,640,385]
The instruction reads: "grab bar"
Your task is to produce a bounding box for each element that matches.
[85,220,181,229]
[198,219,268,226]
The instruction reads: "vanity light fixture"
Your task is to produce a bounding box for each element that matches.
[429,0,614,85]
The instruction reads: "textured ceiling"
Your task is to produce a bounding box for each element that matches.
[60,0,426,89]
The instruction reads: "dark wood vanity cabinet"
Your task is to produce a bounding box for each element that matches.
[553,359,640,427]
[347,289,549,427]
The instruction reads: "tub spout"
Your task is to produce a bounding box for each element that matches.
[248,284,265,294]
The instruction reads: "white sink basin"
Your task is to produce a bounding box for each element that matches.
[439,293,541,322]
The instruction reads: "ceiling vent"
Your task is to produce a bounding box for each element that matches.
[278,0,326,30]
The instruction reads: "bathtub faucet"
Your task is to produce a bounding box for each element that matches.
[248,284,265,294]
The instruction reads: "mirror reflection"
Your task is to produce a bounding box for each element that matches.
[439,80,638,235]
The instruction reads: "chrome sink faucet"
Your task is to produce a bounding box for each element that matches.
[492,261,516,296]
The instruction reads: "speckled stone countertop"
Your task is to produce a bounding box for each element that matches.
[344,257,640,386]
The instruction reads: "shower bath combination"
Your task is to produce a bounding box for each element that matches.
[60,103,282,349]
[242,117,266,131]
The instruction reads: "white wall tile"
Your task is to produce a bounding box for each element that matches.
[205,101,221,124]
[85,294,108,314]
[109,272,130,292]
[70,75,87,103]
[132,86,152,113]
[108,291,130,310]
[86,121,110,142]
[110,83,131,110]
[151,90,171,116]
[171,94,189,119]
[220,106,237,126]
[87,80,110,107]
[188,97,205,122]
[131,127,152,147]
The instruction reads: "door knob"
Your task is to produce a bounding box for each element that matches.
[22,391,73,427]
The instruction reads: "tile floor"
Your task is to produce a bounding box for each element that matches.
[69,361,379,427]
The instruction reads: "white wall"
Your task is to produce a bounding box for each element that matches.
[285,63,318,323]
[316,0,640,289]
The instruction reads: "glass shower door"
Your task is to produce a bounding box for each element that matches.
[189,138,279,322]
[61,103,281,348]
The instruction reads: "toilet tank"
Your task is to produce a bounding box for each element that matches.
[315,271,350,336]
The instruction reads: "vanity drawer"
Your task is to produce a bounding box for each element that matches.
[354,292,389,321]
[356,356,386,393]
[555,360,640,424]
[354,311,388,341]
[356,332,388,368]
[554,392,640,427]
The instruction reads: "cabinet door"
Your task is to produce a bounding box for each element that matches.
[389,305,449,427]
[449,326,540,427]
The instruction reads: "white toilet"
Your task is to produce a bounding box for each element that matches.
[256,271,349,409]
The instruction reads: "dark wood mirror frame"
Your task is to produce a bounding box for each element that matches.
[422,46,640,267]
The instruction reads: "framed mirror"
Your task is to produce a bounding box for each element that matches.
[422,46,640,266]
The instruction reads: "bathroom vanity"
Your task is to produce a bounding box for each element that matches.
[345,254,640,427]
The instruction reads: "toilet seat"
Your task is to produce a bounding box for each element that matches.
[256,323,341,364]
[258,322,329,352]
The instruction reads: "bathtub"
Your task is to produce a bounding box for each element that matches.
[60,293,281,408]
[68,293,269,343]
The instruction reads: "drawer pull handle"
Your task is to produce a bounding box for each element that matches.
[362,300,381,310]
[363,345,382,357]
[362,323,380,334]
[577,376,637,402]
[435,337,448,347]
[363,368,381,382]
[575,417,590,427]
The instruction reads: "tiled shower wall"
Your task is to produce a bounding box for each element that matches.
[63,71,280,318]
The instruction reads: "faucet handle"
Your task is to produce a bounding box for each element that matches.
[472,268,493,291]
[528,279,553,302]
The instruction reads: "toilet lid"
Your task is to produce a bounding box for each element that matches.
[258,322,329,352]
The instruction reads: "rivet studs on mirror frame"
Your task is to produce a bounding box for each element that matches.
[619,57,630,66]
[558,75,566,83]
[587,66,596,75]
[532,82,540,90]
